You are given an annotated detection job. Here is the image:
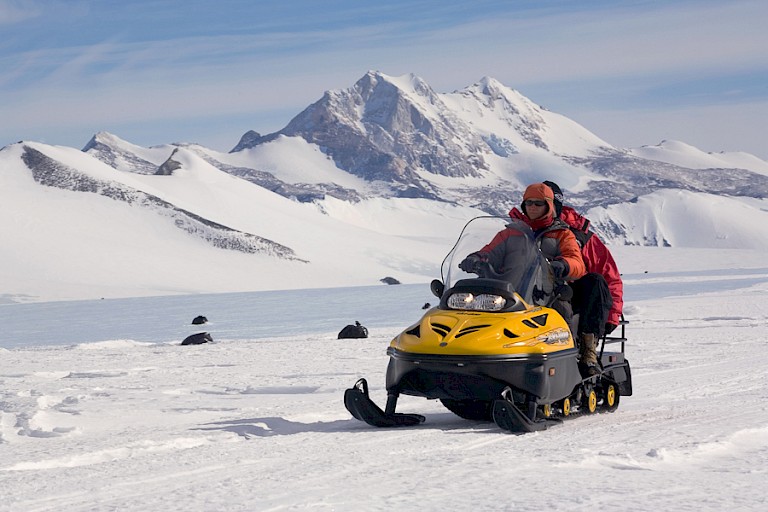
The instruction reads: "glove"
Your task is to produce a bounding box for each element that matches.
[550,259,569,279]
[604,322,618,335]
[459,253,486,273]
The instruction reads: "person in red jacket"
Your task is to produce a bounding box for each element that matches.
[542,181,624,335]
[460,183,586,331]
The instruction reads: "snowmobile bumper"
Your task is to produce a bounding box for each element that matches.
[385,347,582,404]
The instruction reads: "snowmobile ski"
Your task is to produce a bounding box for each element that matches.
[344,379,425,428]
[492,398,562,433]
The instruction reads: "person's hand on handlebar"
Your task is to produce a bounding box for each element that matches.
[459,252,488,274]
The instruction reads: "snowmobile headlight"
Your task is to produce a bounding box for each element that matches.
[447,292,506,311]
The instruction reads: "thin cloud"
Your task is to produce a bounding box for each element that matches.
[6,1,766,90]
[1,0,767,159]
[411,0,768,86]
[0,0,40,24]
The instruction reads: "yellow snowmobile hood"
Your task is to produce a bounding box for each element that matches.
[390,305,575,357]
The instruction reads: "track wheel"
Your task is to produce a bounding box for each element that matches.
[601,383,620,412]
[583,387,598,414]
[541,403,552,418]
[560,397,571,417]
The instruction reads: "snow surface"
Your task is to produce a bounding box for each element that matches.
[2,248,768,511]
[222,135,372,189]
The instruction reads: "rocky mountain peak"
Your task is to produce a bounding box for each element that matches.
[230,130,262,153]
[83,131,160,175]
[233,71,488,193]
[354,71,439,105]
[82,131,117,152]
[156,148,182,175]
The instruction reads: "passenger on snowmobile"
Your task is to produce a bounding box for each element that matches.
[543,180,624,335]
[459,183,586,328]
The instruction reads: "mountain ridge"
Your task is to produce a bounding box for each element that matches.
[2,70,767,302]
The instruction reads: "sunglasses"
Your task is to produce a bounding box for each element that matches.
[523,199,547,207]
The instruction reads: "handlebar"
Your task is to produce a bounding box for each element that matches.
[470,261,503,280]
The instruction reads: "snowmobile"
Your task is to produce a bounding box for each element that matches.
[344,216,632,433]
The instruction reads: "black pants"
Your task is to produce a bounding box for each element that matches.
[570,273,613,337]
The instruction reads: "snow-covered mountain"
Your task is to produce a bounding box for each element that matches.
[233,72,768,211]
[2,71,767,302]
[628,139,768,176]
[0,139,473,303]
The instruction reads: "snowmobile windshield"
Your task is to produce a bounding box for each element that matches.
[441,216,555,306]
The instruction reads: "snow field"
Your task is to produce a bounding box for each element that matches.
[2,259,768,511]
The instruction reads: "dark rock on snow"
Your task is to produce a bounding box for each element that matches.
[181,332,213,345]
[338,321,368,339]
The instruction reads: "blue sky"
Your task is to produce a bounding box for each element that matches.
[2,0,767,159]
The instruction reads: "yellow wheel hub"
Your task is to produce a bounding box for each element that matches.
[586,389,597,413]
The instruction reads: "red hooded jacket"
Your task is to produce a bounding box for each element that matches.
[510,205,624,326]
